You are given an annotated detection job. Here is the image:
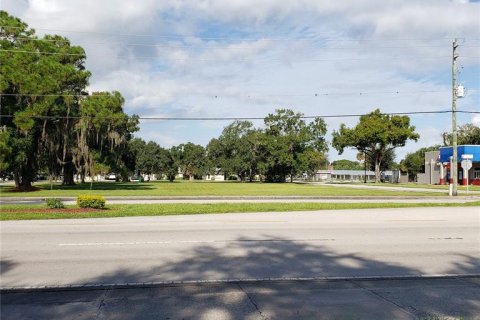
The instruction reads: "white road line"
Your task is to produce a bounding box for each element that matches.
[58,238,336,246]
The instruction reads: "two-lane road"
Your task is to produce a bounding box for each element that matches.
[1,207,479,288]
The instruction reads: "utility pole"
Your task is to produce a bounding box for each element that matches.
[364,151,367,183]
[451,38,459,196]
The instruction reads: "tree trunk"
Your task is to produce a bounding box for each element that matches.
[15,156,36,191]
[13,172,20,189]
[19,177,33,190]
[62,162,75,185]
[374,161,381,183]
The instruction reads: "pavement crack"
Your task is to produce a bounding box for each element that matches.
[237,282,267,320]
[348,280,418,317]
[94,286,112,320]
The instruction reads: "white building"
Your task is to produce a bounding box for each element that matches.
[313,170,398,183]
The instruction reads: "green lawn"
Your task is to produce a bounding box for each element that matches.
[0,181,444,197]
[1,201,479,220]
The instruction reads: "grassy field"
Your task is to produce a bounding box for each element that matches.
[1,201,479,220]
[0,181,445,197]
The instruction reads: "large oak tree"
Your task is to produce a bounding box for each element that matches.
[332,109,419,182]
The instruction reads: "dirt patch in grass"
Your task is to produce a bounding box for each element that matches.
[5,186,41,193]
[0,208,106,214]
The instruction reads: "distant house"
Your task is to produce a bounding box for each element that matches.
[313,169,399,183]
[204,173,225,181]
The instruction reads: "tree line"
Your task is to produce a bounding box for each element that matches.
[129,110,329,183]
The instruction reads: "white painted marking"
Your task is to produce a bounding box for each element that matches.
[58,238,335,246]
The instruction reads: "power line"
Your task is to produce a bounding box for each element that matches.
[9,36,480,50]
[2,49,474,62]
[1,25,474,42]
[1,110,478,121]
[0,90,450,99]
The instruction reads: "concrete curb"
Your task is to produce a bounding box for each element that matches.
[2,195,480,201]
[2,273,479,293]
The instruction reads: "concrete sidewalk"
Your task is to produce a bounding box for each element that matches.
[2,277,479,320]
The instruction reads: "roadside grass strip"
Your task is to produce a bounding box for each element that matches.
[1,201,479,220]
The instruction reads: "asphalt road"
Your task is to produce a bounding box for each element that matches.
[1,207,479,289]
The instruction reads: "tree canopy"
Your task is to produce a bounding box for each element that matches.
[206,120,254,181]
[442,124,480,146]
[205,110,328,182]
[0,11,138,189]
[128,138,175,180]
[261,109,328,182]
[332,109,419,182]
[332,159,363,170]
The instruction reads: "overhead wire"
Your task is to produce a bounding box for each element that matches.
[6,36,480,50]
[2,49,475,62]
[0,110,478,121]
[0,90,451,98]
[1,25,478,43]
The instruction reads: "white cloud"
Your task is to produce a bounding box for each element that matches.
[139,130,181,148]
[472,115,480,125]
[3,0,479,157]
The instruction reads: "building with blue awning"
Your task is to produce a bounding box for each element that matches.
[439,145,480,185]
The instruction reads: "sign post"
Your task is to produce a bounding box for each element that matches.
[461,154,473,194]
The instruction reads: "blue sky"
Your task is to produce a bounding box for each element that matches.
[4,0,480,162]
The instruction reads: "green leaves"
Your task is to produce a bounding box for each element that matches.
[0,12,136,188]
[443,124,480,146]
[332,108,419,182]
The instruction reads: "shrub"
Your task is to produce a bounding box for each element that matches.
[45,198,65,209]
[77,195,106,209]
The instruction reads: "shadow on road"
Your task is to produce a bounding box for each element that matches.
[0,259,17,275]
[2,236,479,319]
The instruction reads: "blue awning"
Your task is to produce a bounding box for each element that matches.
[439,145,480,163]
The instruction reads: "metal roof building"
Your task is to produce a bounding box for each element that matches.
[314,170,397,183]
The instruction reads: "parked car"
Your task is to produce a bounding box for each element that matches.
[105,173,117,181]
[130,175,144,182]
[1,173,13,181]
[35,173,48,181]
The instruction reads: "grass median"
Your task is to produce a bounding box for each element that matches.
[0,181,444,197]
[1,201,479,220]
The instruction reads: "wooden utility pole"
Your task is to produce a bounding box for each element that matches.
[451,38,459,196]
